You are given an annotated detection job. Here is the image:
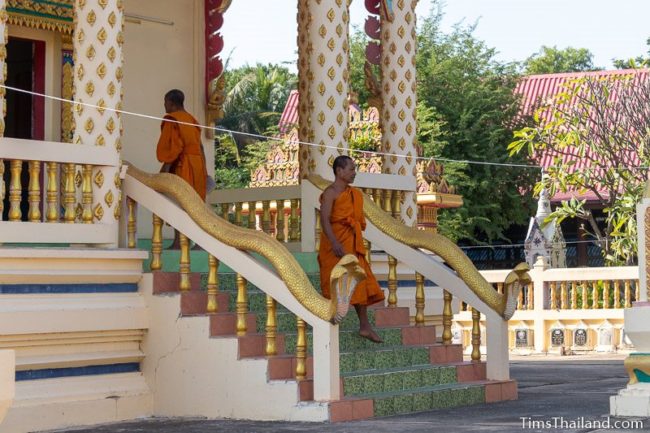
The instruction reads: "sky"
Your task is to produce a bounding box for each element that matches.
[221,0,649,71]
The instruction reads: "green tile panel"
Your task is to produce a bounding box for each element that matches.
[341,364,458,396]
[339,347,431,374]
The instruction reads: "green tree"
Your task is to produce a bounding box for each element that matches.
[509,74,650,265]
[216,64,296,188]
[613,37,650,69]
[415,10,537,244]
[523,46,600,74]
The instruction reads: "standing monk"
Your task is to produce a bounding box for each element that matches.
[319,155,385,343]
[157,89,207,248]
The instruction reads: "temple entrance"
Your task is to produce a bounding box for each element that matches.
[2,37,45,221]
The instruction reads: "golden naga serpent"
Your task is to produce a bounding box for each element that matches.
[308,175,531,320]
[126,164,357,324]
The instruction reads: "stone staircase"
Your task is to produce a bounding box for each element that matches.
[153,250,517,422]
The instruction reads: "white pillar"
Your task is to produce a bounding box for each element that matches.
[380,0,418,225]
[72,0,124,242]
[304,0,350,180]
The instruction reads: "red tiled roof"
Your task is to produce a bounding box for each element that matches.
[515,68,650,202]
[278,90,299,133]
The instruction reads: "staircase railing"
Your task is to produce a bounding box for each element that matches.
[123,164,343,401]
[302,175,530,380]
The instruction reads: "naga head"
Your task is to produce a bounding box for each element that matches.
[502,262,532,320]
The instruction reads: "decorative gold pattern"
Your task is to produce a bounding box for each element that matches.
[92,202,103,221]
[126,164,337,322]
[6,0,74,35]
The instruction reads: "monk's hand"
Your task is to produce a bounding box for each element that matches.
[332,241,346,258]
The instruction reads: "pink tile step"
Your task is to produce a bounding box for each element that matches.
[373,307,410,327]
[152,271,202,294]
[401,326,436,346]
[209,312,257,337]
[181,291,229,315]
[452,361,487,382]
[428,344,464,364]
[238,333,286,358]
[329,398,374,422]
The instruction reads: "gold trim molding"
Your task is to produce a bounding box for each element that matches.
[7,0,74,35]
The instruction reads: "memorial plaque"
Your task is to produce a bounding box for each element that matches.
[574,329,587,346]
[515,329,528,348]
[551,329,564,346]
[452,329,462,345]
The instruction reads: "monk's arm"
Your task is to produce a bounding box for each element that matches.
[156,122,183,165]
[320,189,345,257]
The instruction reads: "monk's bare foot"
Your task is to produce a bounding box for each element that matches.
[359,329,383,343]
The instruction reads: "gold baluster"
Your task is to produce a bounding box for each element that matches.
[150,214,163,271]
[207,255,219,313]
[369,189,378,207]
[592,281,600,309]
[387,255,398,307]
[581,280,588,309]
[571,281,578,309]
[81,164,93,223]
[126,197,137,248]
[295,317,306,380]
[382,189,392,214]
[415,272,425,326]
[276,200,285,242]
[234,202,243,226]
[614,280,621,308]
[560,281,568,309]
[63,163,76,223]
[45,162,59,222]
[262,200,271,234]
[471,307,481,362]
[550,282,557,310]
[603,281,610,309]
[625,280,632,308]
[289,199,300,241]
[315,212,321,251]
[179,233,191,291]
[236,274,248,336]
[527,284,534,310]
[220,202,230,220]
[0,160,4,218]
[635,280,640,304]
[247,201,256,230]
[27,161,41,222]
[8,160,22,221]
[442,290,453,345]
[265,295,277,356]
[391,190,401,220]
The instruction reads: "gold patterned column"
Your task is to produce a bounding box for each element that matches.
[380,0,418,226]
[0,0,7,139]
[297,0,313,180]
[305,0,350,179]
[72,0,124,238]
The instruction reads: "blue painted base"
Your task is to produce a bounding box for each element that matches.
[16,363,140,381]
[0,283,138,294]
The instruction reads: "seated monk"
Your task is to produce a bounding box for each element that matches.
[156,89,207,249]
[318,155,385,343]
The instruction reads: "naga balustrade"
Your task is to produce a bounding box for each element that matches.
[0,137,120,244]
[301,175,529,380]
[122,163,357,401]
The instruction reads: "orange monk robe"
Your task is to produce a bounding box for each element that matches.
[318,187,385,306]
[156,110,207,200]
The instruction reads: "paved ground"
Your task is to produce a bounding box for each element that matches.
[50,354,650,433]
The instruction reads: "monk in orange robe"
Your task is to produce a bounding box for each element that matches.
[157,89,207,248]
[319,155,385,343]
